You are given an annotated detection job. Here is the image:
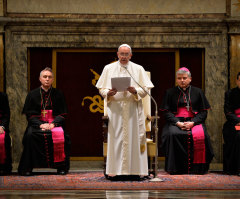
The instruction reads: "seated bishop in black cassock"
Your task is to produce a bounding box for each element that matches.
[18,67,71,176]
[223,72,240,176]
[0,92,12,175]
[160,67,214,175]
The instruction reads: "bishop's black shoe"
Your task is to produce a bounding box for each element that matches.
[0,170,11,176]
[57,169,67,175]
[19,170,32,176]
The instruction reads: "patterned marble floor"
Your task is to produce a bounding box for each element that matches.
[0,190,240,198]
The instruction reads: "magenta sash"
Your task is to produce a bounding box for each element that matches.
[175,107,194,118]
[41,110,66,163]
[175,107,206,164]
[234,108,240,130]
[0,131,6,164]
[234,108,240,117]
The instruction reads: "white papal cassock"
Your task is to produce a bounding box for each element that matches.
[96,61,154,176]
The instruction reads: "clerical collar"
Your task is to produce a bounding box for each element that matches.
[41,86,51,93]
[179,85,190,92]
[178,85,191,111]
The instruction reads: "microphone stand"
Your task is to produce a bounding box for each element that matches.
[124,67,164,182]
[148,97,164,182]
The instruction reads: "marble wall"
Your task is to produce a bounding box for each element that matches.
[231,0,240,16]
[3,17,228,166]
[7,0,226,15]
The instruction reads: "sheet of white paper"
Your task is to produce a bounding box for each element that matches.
[111,77,131,92]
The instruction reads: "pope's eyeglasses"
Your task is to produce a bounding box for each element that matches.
[119,53,130,57]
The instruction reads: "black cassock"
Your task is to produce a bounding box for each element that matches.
[160,86,214,174]
[223,87,240,175]
[0,92,12,174]
[18,87,71,173]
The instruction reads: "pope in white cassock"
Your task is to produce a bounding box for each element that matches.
[96,44,154,179]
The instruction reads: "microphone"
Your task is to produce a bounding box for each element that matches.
[124,67,157,112]
[124,67,163,181]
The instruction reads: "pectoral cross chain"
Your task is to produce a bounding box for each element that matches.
[178,86,191,112]
[40,87,52,118]
[186,105,190,111]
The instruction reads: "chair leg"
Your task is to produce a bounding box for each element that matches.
[148,157,155,176]
[152,156,157,177]
[103,156,109,178]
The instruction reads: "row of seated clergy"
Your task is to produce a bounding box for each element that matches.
[1,67,239,177]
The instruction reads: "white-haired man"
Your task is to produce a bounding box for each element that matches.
[18,67,71,176]
[96,44,154,180]
[160,67,214,175]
